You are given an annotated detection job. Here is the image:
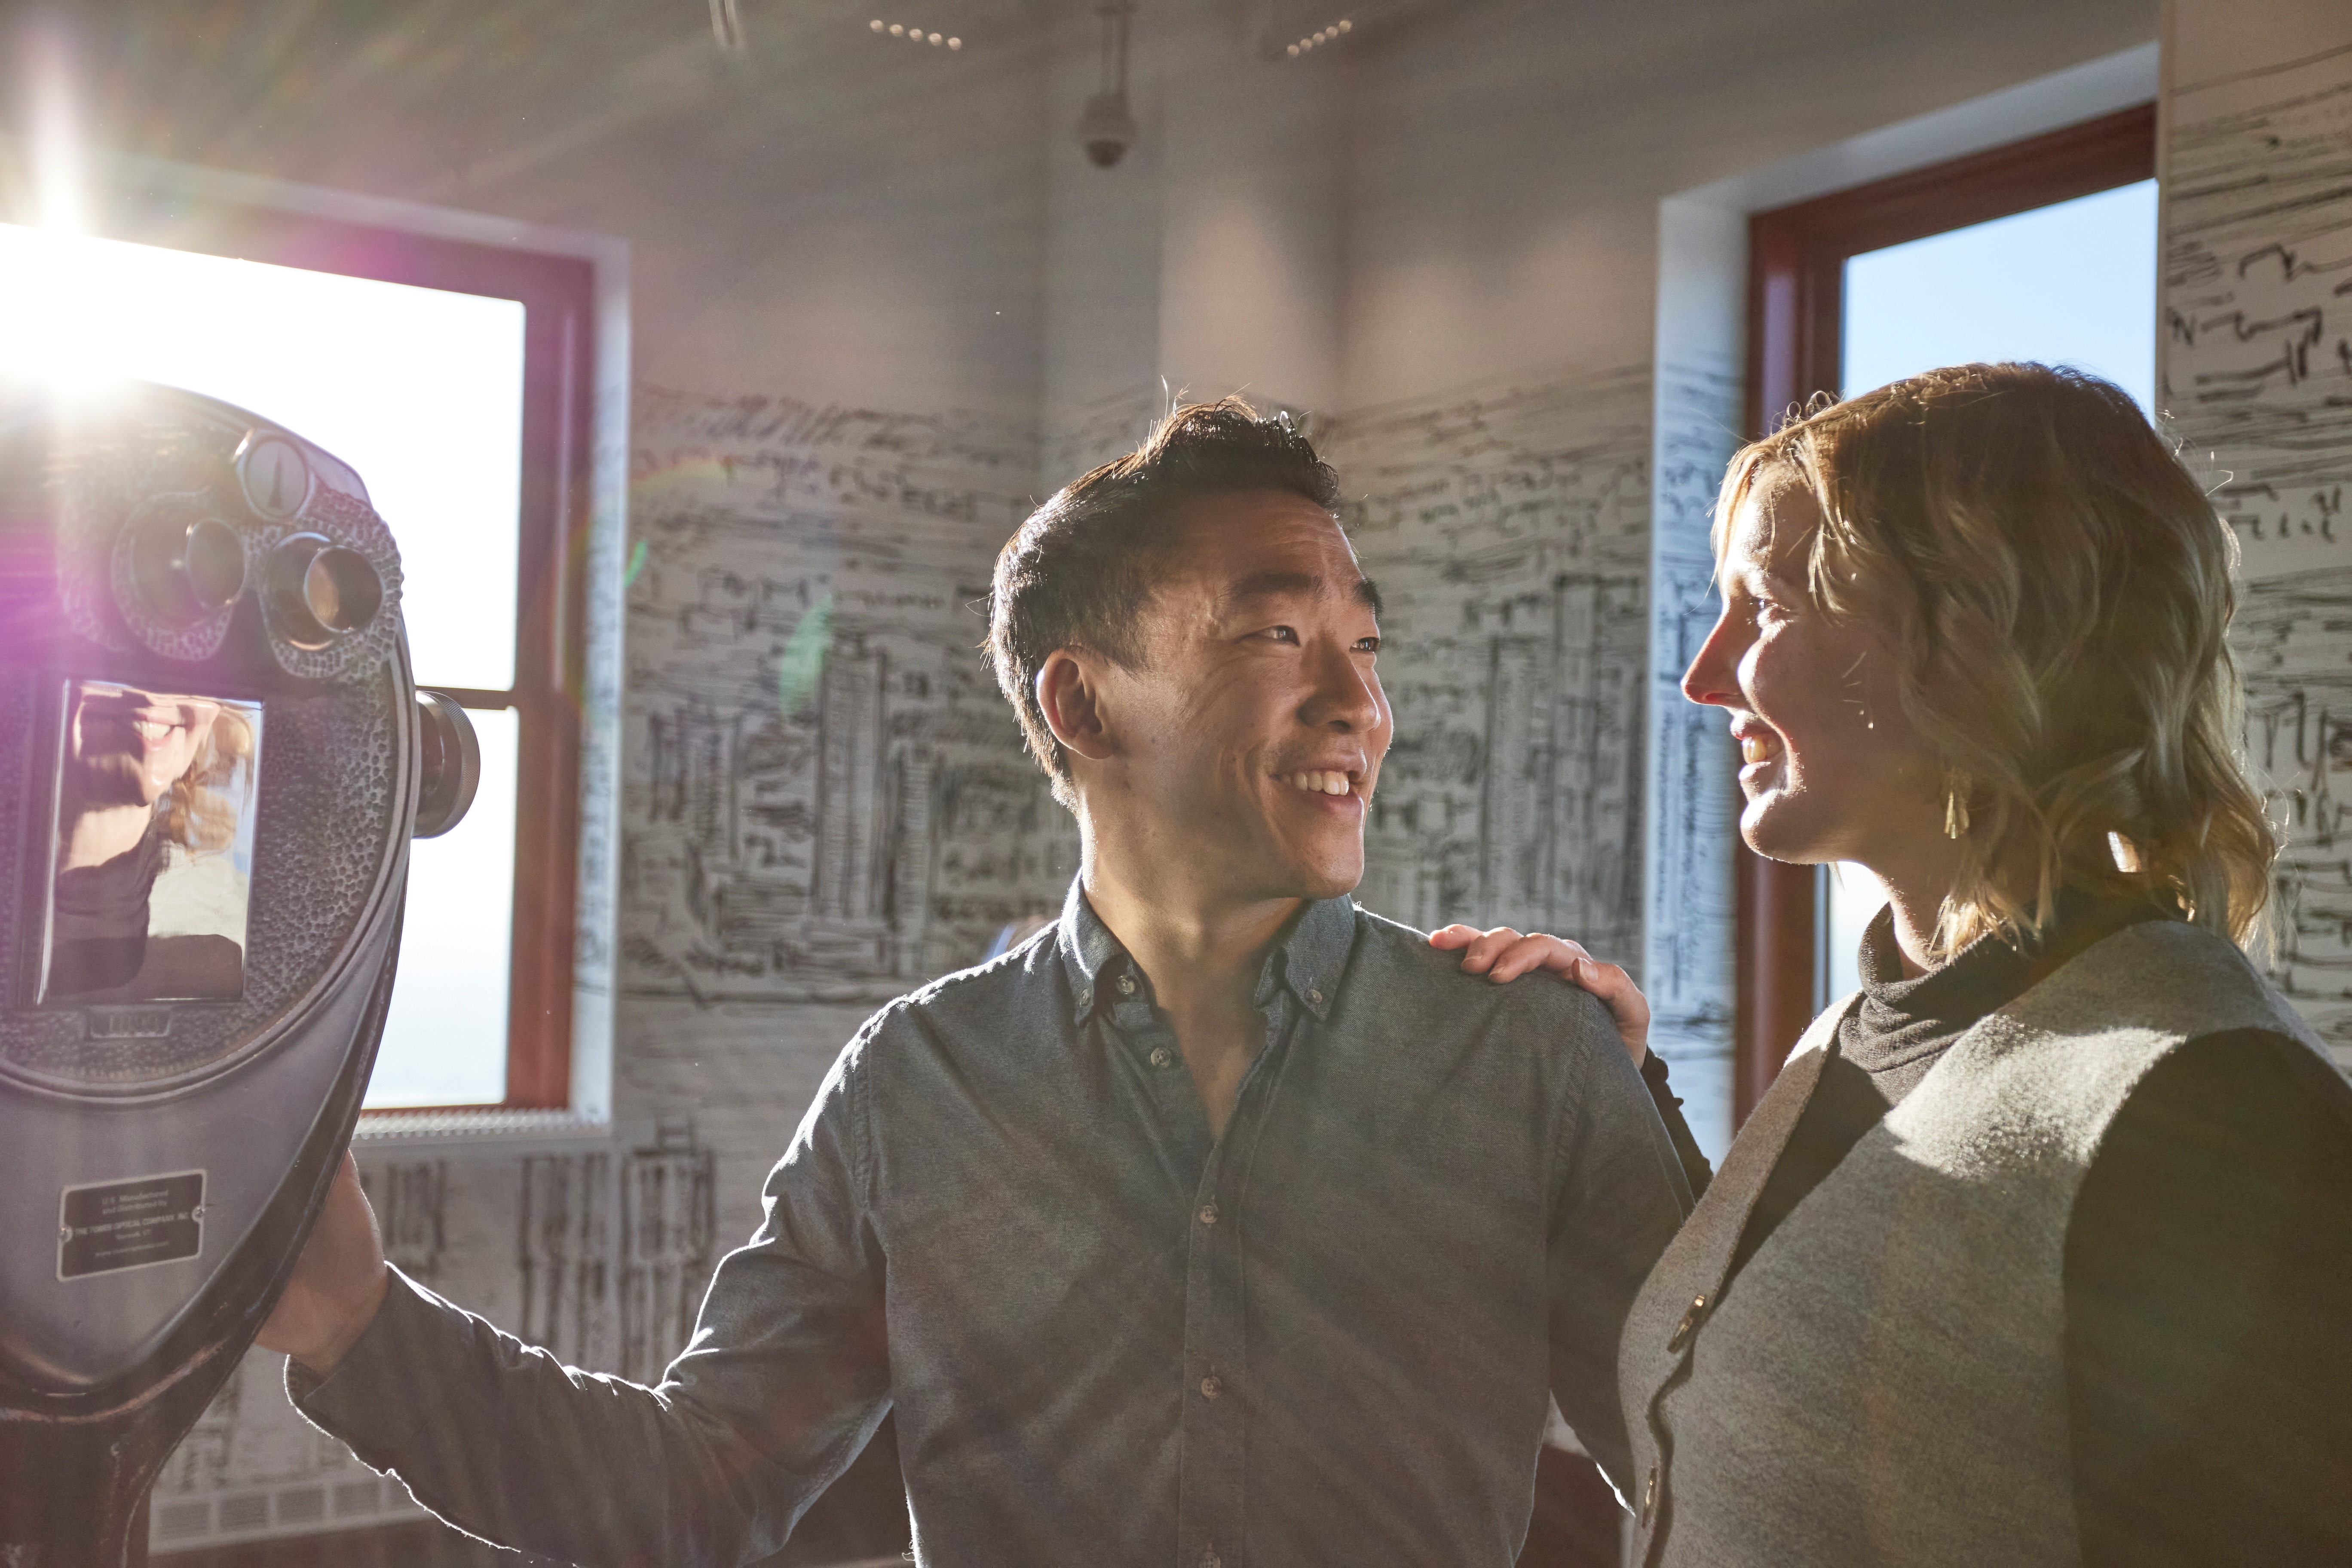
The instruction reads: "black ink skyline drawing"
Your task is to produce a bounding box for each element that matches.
[621,391,1077,1003]
[2169,40,2352,1063]
[2166,44,2352,575]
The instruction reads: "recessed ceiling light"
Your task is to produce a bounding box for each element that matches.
[873,18,967,52]
[1286,15,1354,57]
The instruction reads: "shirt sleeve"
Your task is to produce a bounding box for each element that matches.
[1546,992,1698,1503]
[292,1039,892,1567]
[1640,1049,1715,1199]
[2065,1028,2352,1568]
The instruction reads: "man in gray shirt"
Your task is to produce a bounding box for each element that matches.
[261,399,1697,1567]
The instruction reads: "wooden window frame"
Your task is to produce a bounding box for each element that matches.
[96,197,597,1111]
[1734,102,2155,1122]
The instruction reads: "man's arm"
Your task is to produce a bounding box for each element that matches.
[257,1149,392,1376]
[267,1046,891,1566]
[1638,1050,1715,1199]
[1539,990,1696,1501]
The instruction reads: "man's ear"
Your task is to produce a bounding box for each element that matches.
[1036,649,1117,765]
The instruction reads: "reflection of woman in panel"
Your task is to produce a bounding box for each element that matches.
[49,683,255,1000]
[1449,365,2352,1565]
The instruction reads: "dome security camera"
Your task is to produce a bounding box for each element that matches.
[1078,90,1136,168]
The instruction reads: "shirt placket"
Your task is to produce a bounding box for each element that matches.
[1170,992,1293,1568]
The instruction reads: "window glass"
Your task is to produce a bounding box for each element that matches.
[0,223,525,689]
[1822,861,1888,1000]
[1827,178,2156,998]
[371,707,518,1106]
[0,223,524,1104]
[1842,179,2158,412]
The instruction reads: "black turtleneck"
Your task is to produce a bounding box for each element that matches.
[1723,897,2352,1567]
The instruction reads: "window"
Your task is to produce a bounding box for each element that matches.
[0,202,595,1111]
[1736,104,2154,1120]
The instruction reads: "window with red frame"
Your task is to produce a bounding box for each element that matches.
[0,201,594,1109]
[1734,104,2156,1121]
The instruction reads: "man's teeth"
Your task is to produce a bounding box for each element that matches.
[1286,771,1353,797]
[1740,736,1771,764]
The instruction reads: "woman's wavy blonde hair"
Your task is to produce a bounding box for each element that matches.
[1718,362,2275,956]
[161,706,257,857]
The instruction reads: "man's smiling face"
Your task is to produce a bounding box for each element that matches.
[1093,489,1392,903]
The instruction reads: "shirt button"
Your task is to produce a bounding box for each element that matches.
[1198,1201,1219,1226]
[1200,1551,1221,1568]
[1200,1373,1225,1400]
[1307,986,1323,1005]
[1666,1293,1710,1353]
[1149,1046,1173,1068]
[1116,973,1137,996]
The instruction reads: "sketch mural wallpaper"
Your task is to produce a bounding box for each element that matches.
[621,392,1080,1004]
[1330,367,1652,959]
[2165,34,2352,1065]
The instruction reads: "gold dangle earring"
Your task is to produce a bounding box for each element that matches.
[1943,769,1972,839]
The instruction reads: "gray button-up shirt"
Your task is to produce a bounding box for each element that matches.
[298,883,1694,1568]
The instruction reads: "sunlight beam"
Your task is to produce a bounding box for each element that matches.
[25,21,86,235]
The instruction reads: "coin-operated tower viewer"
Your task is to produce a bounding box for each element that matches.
[0,380,481,1565]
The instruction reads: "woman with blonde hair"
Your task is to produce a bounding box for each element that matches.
[1438,362,2352,1565]
[48,682,257,1000]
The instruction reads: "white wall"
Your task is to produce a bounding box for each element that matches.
[1339,0,2159,404]
[1040,0,1348,440]
[15,5,1059,416]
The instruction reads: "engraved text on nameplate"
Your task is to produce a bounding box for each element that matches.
[58,1170,205,1280]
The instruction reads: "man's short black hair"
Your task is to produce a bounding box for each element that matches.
[987,396,1342,806]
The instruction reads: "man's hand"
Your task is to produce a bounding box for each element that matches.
[1429,925,1651,1066]
[256,1150,391,1377]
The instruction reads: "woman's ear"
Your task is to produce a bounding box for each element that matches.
[1036,650,1116,764]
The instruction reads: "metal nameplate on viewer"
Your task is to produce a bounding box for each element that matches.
[57,1170,205,1281]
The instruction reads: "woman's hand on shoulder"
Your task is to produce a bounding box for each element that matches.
[1428,925,1651,1066]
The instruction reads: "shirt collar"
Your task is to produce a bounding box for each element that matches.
[1056,876,1123,1020]
[1055,876,1354,1023]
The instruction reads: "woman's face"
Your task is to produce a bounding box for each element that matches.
[67,686,221,807]
[1681,484,1942,867]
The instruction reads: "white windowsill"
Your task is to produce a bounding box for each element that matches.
[352,1105,614,1158]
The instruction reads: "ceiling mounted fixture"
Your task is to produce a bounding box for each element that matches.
[870,18,963,48]
[1077,1,1137,169]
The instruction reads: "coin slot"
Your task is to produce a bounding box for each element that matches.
[235,430,313,522]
